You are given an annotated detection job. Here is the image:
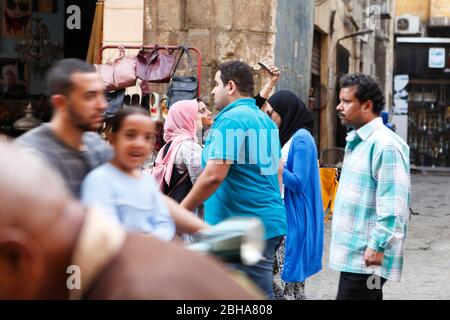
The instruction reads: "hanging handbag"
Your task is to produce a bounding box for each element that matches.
[166,46,198,108]
[104,89,126,120]
[136,46,176,83]
[94,45,137,91]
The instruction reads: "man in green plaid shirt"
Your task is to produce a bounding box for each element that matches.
[330,74,410,300]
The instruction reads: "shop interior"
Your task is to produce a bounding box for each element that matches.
[0,0,96,138]
[395,39,450,168]
[407,81,450,167]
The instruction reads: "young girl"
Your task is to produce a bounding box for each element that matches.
[81,107,176,242]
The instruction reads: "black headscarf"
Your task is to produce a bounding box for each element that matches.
[267,90,314,147]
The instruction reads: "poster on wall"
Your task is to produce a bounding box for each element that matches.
[1,0,32,38]
[0,59,28,100]
[393,74,409,115]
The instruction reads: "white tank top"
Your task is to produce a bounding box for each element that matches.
[280,137,293,199]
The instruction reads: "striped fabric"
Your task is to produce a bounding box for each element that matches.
[330,117,410,282]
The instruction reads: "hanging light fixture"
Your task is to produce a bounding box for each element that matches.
[13,102,42,131]
[15,17,63,75]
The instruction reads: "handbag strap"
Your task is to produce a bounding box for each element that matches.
[118,45,126,59]
[100,45,125,65]
[169,47,185,78]
[166,171,190,197]
[170,46,197,78]
[184,48,196,77]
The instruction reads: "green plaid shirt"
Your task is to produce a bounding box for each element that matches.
[330,117,410,282]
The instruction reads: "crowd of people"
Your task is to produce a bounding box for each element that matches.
[0,57,410,300]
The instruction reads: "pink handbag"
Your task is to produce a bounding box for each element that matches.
[136,46,176,83]
[95,46,137,91]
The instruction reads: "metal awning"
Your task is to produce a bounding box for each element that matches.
[397,37,450,44]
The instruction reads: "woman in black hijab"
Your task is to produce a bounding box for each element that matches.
[266,90,324,300]
[266,90,314,147]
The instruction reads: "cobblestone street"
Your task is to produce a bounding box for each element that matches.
[306,173,450,300]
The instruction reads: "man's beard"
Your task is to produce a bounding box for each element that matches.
[214,99,226,111]
[67,103,101,132]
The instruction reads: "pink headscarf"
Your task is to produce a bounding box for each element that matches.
[152,99,198,190]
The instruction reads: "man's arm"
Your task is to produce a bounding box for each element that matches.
[180,160,231,211]
[162,195,209,234]
[365,146,410,266]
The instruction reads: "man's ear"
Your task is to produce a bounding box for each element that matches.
[0,229,45,299]
[362,100,374,114]
[50,94,67,111]
[227,80,238,96]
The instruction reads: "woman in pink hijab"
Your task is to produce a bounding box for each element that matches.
[152,99,211,231]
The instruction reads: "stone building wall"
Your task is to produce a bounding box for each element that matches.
[396,0,450,27]
[312,0,394,150]
[395,0,430,23]
[141,0,393,151]
[314,0,374,150]
[143,0,278,107]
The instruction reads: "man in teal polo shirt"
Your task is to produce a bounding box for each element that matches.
[181,61,286,299]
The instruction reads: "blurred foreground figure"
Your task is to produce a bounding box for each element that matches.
[0,142,260,300]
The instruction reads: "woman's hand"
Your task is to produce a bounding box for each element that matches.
[266,65,280,85]
[259,64,281,99]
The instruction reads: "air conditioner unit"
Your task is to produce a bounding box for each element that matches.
[395,15,420,35]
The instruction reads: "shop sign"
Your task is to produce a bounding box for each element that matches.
[429,48,446,68]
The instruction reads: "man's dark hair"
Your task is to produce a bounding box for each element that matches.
[45,58,96,97]
[218,61,254,97]
[339,73,385,115]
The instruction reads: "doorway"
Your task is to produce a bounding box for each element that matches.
[335,44,350,148]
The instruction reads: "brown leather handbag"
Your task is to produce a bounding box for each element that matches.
[95,46,137,91]
[136,46,176,83]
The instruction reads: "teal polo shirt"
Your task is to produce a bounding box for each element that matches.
[202,98,287,240]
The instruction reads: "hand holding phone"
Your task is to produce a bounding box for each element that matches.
[258,62,276,76]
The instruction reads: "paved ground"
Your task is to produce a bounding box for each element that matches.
[306,173,450,300]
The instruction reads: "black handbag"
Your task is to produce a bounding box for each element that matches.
[104,89,126,119]
[166,46,198,108]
